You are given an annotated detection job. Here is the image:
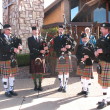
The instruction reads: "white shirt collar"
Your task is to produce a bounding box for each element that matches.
[4,34,9,40]
[105,34,109,38]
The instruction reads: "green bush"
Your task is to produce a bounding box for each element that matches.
[17,54,30,67]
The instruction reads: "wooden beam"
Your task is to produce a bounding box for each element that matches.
[106,1,109,22]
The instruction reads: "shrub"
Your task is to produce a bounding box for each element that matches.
[17,54,30,67]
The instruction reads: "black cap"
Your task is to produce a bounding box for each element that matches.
[58,25,64,28]
[81,33,87,38]
[101,23,110,28]
[3,24,11,29]
[32,26,36,30]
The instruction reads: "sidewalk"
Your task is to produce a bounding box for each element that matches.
[0,72,110,110]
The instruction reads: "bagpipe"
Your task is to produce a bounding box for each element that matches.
[59,15,76,64]
[95,36,110,74]
[96,37,110,51]
[79,43,97,69]
[34,22,50,65]
[10,34,22,50]
[10,34,22,68]
[39,32,49,56]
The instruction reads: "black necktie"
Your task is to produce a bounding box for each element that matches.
[36,37,39,42]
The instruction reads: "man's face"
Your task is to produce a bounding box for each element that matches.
[4,28,11,36]
[82,37,89,43]
[58,28,64,35]
[32,30,37,35]
[100,27,109,36]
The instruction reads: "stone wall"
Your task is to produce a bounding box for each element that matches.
[3,0,44,53]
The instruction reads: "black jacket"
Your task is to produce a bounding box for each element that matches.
[96,34,110,62]
[53,34,75,57]
[28,36,43,60]
[0,34,15,61]
[76,42,94,66]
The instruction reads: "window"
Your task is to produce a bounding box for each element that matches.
[93,4,106,23]
[71,6,79,21]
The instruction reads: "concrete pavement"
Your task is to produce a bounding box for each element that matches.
[0,72,110,110]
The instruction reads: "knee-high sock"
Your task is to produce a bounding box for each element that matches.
[64,74,69,89]
[102,88,108,94]
[105,87,110,102]
[58,74,63,87]
[82,78,89,92]
[9,77,15,91]
[85,79,89,92]
[81,78,85,91]
[100,88,108,102]
[2,78,9,92]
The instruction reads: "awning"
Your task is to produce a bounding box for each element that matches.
[72,0,100,22]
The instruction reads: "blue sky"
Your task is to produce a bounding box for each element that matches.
[0,0,3,24]
[44,0,55,8]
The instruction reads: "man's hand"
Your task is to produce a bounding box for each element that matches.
[94,51,99,57]
[97,49,103,54]
[14,48,19,53]
[81,57,86,62]
[40,50,45,54]
[18,45,22,50]
[44,46,48,50]
[65,45,71,49]
[84,55,89,59]
[61,48,67,52]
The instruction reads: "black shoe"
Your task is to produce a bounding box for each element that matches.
[5,92,12,97]
[84,91,89,97]
[37,87,43,91]
[97,100,107,109]
[103,92,107,95]
[91,76,94,79]
[62,88,66,93]
[9,91,18,96]
[88,83,91,85]
[97,101,102,105]
[107,101,110,105]
[58,87,63,92]
[77,91,86,95]
[34,86,38,91]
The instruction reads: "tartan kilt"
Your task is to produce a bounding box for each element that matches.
[0,60,18,77]
[56,55,72,73]
[98,61,110,87]
[30,58,45,74]
[77,65,93,78]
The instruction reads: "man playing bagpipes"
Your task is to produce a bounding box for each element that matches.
[95,23,110,109]
[0,24,22,97]
[76,33,95,97]
[53,25,76,93]
[28,26,48,91]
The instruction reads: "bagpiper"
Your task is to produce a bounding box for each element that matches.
[76,33,94,97]
[28,26,48,91]
[95,23,110,109]
[0,24,22,97]
[53,25,75,92]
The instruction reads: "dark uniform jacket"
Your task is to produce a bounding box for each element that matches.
[0,34,15,61]
[76,42,94,66]
[28,36,42,60]
[96,34,110,62]
[53,34,75,58]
